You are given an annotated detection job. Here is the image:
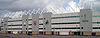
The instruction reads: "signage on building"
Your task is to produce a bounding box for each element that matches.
[32,14,39,31]
[80,9,92,32]
[43,12,52,31]
[22,15,29,32]
[2,17,8,32]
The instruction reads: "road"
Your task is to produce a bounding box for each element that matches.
[0,34,100,38]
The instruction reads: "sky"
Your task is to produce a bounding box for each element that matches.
[0,0,100,19]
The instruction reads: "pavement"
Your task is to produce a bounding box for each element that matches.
[0,34,100,38]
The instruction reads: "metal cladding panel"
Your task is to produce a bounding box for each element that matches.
[80,9,92,32]
[32,14,39,31]
[22,15,29,31]
[52,13,79,17]
[8,18,21,21]
[43,13,52,31]
[51,18,79,23]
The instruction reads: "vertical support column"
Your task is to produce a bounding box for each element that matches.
[80,9,92,35]
[43,12,52,35]
[3,17,8,33]
[1,20,3,31]
[22,15,29,34]
[32,14,39,35]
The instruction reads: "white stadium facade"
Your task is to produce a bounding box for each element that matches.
[1,9,100,36]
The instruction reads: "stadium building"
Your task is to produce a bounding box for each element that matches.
[1,9,100,36]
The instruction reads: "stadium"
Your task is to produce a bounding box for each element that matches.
[1,9,100,36]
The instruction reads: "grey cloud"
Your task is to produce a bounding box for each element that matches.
[0,0,72,11]
[0,0,17,8]
[0,0,47,11]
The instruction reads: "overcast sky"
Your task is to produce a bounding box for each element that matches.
[0,0,100,18]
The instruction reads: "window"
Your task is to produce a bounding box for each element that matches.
[8,28,22,30]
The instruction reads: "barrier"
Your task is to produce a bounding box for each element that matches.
[32,31,39,35]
